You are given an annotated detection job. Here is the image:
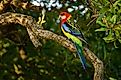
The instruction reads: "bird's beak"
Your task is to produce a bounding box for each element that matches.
[58,15,61,20]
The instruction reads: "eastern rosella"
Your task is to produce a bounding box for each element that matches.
[59,12,87,70]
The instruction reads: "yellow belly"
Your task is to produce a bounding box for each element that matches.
[61,27,82,46]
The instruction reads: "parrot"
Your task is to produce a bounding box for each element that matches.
[59,12,88,70]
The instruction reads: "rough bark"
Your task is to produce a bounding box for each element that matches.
[0,0,12,13]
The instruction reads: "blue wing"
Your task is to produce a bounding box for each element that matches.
[62,22,88,44]
[62,22,81,36]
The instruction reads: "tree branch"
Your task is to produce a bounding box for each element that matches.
[10,0,43,12]
[0,0,12,13]
[0,12,103,80]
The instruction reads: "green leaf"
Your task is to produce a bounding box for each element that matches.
[106,13,112,21]
[115,30,120,38]
[103,30,114,43]
[114,41,118,48]
[118,38,121,43]
[98,1,110,13]
[103,36,114,43]
[109,77,117,80]
[109,7,116,14]
[96,20,106,26]
[113,0,120,7]
[97,13,105,20]
[110,15,117,24]
[95,27,107,32]
[118,3,121,6]
[103,46,107,60]
[99,7,109,14]
[114,25,121,30]
[117,9,121,14]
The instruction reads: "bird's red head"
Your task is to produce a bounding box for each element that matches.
[59,12,72,23]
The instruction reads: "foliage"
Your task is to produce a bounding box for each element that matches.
[91,0,121,79]
[93,0,121,46]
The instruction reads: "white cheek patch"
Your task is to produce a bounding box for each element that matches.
[61,15,66,19]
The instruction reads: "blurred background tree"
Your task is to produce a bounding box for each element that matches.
[0,0,121,80]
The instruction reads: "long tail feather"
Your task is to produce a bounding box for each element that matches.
[74,43,86,70]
